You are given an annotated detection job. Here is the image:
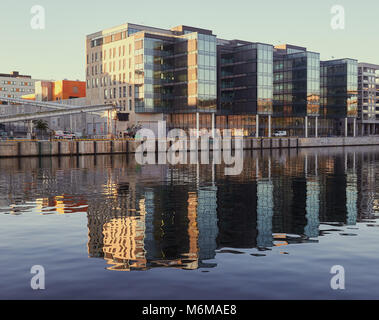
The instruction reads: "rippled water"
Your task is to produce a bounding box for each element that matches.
[1,146,379,299]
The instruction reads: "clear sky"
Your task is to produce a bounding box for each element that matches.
[1,0,378,81]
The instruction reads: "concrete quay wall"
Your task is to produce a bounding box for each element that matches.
[0,137,378,157]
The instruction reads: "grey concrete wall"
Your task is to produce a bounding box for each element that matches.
[0,136,378,158]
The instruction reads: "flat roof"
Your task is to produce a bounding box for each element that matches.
[0,71,31,79]
[358,62,379,69]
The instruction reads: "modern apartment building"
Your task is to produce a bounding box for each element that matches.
[86,23,217,137]
[320,59,358,136]
[273,45,321,137]
[86,22,369,137]
[0,71,35,102]
[357,63,379,135]
[217,39,273,137]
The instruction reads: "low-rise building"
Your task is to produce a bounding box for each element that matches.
[0,71,35,102]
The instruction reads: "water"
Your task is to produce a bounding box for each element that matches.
[1,146,379,300]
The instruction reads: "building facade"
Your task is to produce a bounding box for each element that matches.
[320,59,358,136]
[85,23,372,138]
[217,39,273,136]
[22,79,86,101]
[86,23,217,137]
[273,44,321,137]
[0,71,35,102]
[0,71,38,134]
[357,63,379,135]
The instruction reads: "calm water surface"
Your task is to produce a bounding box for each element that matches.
[1,146,379,299]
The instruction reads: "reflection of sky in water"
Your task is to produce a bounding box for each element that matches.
[0,146,379,299]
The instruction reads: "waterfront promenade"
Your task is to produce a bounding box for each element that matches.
[0,136,378,157]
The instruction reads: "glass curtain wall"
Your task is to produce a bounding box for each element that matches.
[273,51,320,136]
[320,59,358,136]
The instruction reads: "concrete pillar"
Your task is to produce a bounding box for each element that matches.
[315,153,318,177]
[256,114,259,138]
[196,112,199,139]
[361,123,364,136]
[345,117,348,137]
[26,120,33,140]
[315,117,318,138]
[256,157,259,179]
[268,115,271,138]
[353,118,356,137]
[268,157,271,180]
[211,112,215,138]
[305,116,308,138]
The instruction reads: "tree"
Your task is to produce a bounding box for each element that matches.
[33,119,49,139]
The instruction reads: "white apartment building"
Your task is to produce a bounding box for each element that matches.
[0,71,35,100]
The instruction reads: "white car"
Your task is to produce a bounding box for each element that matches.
[274,131,287,137]
[54,130,64,139]
[54,131,76,139]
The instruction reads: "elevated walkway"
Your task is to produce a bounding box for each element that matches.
[0,97,117,123]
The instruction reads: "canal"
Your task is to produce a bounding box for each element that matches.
[1,146,379,299]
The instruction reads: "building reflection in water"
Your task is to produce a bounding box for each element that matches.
[84,150,361,271]
[0,147,375,271]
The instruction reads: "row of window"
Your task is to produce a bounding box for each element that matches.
[87,74,133,89]
[88,58,134,76]
[104,86,133,100]
[88,44,134,64]
[1,80,33,86]
[104,99,133,112]
[0,87,33,93]
[360,67,379,75]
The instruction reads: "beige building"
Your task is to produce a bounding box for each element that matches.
[86,23,217,137]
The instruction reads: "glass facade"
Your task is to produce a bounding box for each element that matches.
[273,50,320,117]
[86,23,365,137]
[197,33,217,112]
[321,59,358,118]
[219,41,273,115]
[134,31,217,115]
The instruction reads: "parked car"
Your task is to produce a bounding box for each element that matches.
[54,130,64,139]
[54,130,76,139]
[274,131,287,137]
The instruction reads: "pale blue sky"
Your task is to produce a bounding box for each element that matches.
[0,0,378,81]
